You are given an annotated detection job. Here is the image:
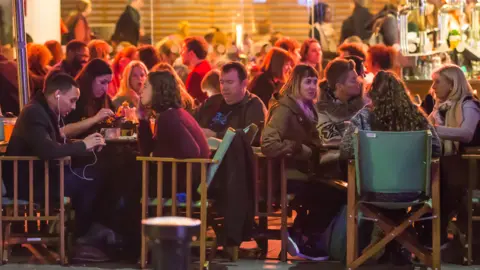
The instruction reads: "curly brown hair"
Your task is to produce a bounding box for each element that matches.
[148,71,183,113]
[369,71,430,131]
[151,62,196,112]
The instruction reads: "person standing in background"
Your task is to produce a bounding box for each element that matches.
[340,0,373,43]
[63,0,93,44]
[111,0,144,46]
[181,36,212,103]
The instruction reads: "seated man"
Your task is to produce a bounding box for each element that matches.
[317,58,365,177]
[195,61,267,146]
[4,73,109,261]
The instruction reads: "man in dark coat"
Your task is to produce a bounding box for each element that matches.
[340,0,373,43]
[111,0,144,46]
[50,40,89,79]
[195,62,266,146]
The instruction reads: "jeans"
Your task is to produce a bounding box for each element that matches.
[64,166,99,237]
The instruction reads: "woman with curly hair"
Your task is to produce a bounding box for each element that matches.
[151,62,196,114]
[340,70,441,262]
[340,70,441,159]
[138,69,208,158]
[137,70,209,198]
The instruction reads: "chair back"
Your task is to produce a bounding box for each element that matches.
[204,127,237,189]
[244,123,259,145]
[353,130,432,197]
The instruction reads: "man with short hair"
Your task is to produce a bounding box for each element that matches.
[50,40,89,78]
[317,58,365,173]
[182,36,212,103]
[338,42,366,60]
[111,0,144,46]
[195,61,266,145]
[4,73,110,261]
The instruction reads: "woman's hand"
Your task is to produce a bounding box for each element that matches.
[137,104,152,121]
[94,108,115,123]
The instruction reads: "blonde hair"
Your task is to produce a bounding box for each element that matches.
[433,64,474,102]
[114,60,148,101]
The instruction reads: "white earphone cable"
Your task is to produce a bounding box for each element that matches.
[57,96,96,181]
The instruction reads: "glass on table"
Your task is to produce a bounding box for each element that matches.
[3,118,17,142]
[150,117,155,134]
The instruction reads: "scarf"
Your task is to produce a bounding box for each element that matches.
[317,87,366,123]
[431,96,468,155]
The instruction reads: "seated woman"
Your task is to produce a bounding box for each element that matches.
[262,64,332,260]
[112,60,148,109]
[137,69,210,194]
[341,70,441,159]
[427,64,480,247]
[299,38,323,76]
[430,64,480,153]
[151,62,196,114]
[63,58,115,139]
[340,70,441,262]
[248,47,294,108]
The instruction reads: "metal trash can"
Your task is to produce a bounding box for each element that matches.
[142,217,201,270]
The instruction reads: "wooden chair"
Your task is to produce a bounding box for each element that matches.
[253,152,288,261]
[346,130,441,269]
[0,156,71,265]
[138,127,241,269]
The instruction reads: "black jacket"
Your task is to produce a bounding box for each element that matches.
[195,92,267,146]
[4,92,87,200]
[111,5,141,45]
[209,129,255,246]
[248,71,282,108]
[340,3,373,43]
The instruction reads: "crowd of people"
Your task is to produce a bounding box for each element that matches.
[0,0,479,266]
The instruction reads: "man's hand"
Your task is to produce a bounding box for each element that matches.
[94,109,115,123]
[202,128,217,138]
[83,133,106,151]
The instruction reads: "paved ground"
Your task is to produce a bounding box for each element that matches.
[0,262,480,269]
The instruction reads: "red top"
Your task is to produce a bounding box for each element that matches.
[138,108,210,159]
[186,60,211,103]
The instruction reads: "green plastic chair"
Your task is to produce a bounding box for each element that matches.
[355,130,432,209]
[346,129,441,270]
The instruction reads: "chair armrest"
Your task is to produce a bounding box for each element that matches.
[0,156,71,161]
[321,142,340,150]
[136,156,218,164]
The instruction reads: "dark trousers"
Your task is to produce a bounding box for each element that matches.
[64,167,99,237]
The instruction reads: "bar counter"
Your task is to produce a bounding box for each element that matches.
[405,80,480,99]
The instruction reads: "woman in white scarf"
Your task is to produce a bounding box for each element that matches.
[429,64,480,155]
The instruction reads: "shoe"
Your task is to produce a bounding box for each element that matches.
[298,244,329,261]
[72,245,110,262]
[287,235,301,257]
[76,223,121,246]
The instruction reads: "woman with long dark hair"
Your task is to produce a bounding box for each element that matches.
[63,58,115,139]
[248,47,294,108]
